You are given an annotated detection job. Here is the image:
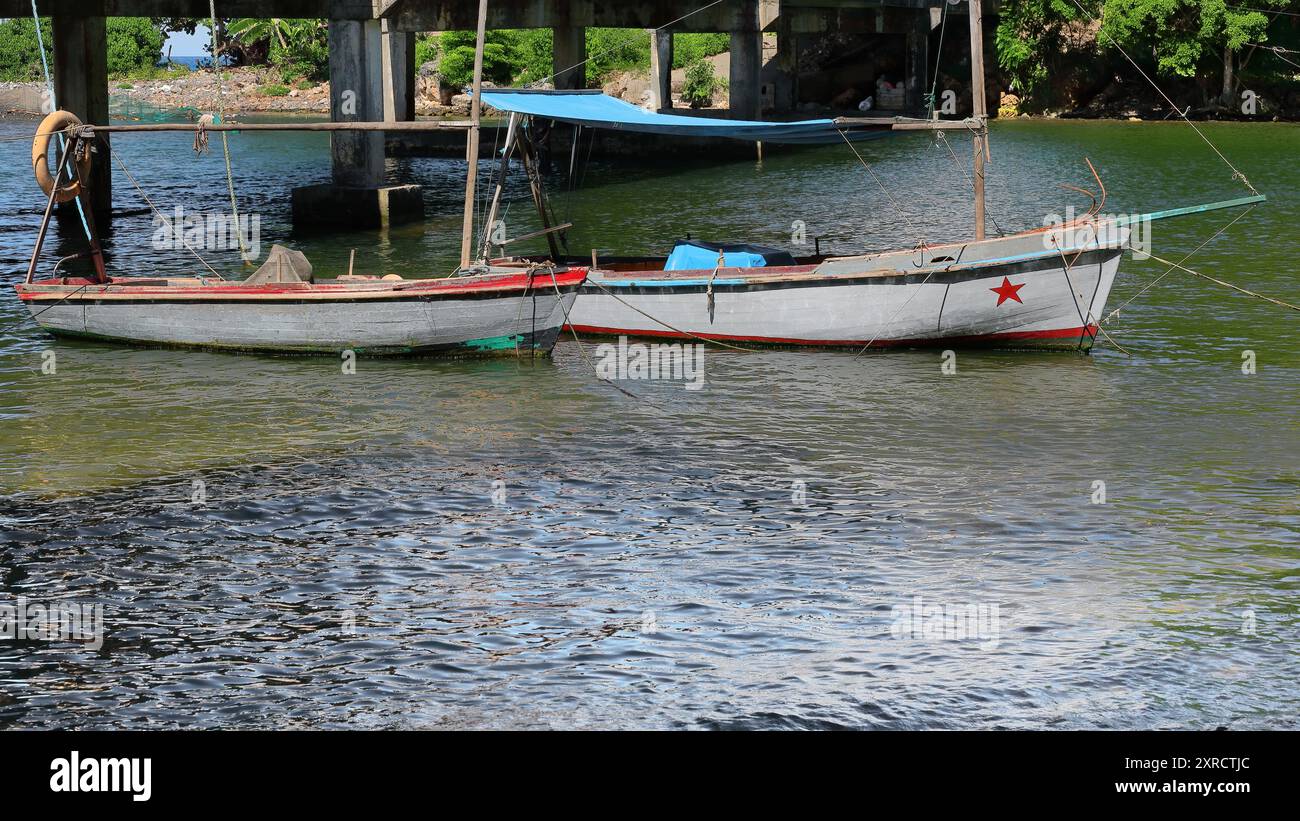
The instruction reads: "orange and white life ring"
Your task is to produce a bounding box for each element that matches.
[32,110,92,203]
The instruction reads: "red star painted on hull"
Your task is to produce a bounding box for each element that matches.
[990,277,1025,306]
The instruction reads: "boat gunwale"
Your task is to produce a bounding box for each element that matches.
[15,267,588,302]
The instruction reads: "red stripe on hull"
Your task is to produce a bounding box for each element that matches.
[16,268,587,302]
[565,324,1099,348]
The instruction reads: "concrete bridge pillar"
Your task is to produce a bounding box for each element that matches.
[729,5,763,120]
[51,15,110,219]
[649,29,673,110]
[905,11,931,115]
[553,24,586,89]
[381,19,416,122]
[329,19,383,187]
[292,18,422,232]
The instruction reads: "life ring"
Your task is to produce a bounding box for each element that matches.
[32,110,92,203]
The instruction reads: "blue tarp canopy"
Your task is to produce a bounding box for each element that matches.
[664,241,797,271]
[479,89,890,144]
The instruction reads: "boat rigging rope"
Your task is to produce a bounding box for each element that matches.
[926,1,950,117]
[1143,252,1300,312]
[1066,0,1259,196]
[209,1,249,262]
[852,268,938,356]
[1101,205,1257,322]
[583,280,759,352]
[935,130,1005,236]
[542,267,643,399]
[837,128,927,249]
[109,145,227,280]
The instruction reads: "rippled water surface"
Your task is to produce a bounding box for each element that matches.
[0,115,1296,729]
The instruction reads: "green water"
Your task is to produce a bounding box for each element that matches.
[0,116,1295,729]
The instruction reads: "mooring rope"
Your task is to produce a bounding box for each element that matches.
[584,279,760,352]
[837,128,927,249]
[545,269,644,399]
[1144,253,1300,312]
[208,1,249,262]
[0,282,90,334]
[1102,205,1257,322]
[109,145,227,280]
[853,267,938,356]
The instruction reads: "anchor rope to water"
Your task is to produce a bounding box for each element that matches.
[1143,252,1300,313]
[542,267,645,400]
[0,282,90,334]
[584,280,759,352]
[1102,205,1257,323]
[1040,224,1133,353]
[853,268,938,356]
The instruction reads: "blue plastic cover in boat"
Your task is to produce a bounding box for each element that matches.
[479,89,889,144]
[664,241,797,271]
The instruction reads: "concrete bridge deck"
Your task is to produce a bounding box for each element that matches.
[9,1,957,229]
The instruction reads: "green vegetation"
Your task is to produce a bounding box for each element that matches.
[681,59,724,107]
[257,83,291,97]
[673,33,730,70]
[412,30,731,89]
[0,16,164,82]
[227,18,328,83]
[105,17,165,76]
[997,0,1300,107]
[435,30,520,87]
[0,17,50,82]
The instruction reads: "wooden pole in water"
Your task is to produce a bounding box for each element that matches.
[968,0,988,240]
[460,0,490,268]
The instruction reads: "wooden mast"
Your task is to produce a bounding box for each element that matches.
[968,0,988,240]
[460,0,490,268]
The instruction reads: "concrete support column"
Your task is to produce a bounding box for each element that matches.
[381,20,416,122]
[905,12,930,115]
[772,23,798,112]
[329,19,384,186]
[51,15,110,218]
[649,29,673,110]
[293,18,422,232]
[553,24,586,90]
[729,30,762,119]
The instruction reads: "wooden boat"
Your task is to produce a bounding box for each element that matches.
[565,229,1126,351]
[559,199,1264,351]
[475,0,1263,352]
[16,251,584,356]
[16,1,585,358]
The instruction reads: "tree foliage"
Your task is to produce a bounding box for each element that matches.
[1098,0,1276,77]
[996,0,1297,104]
[105,17,165,75]
[0,16,163,81]
[227,18,328,81]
